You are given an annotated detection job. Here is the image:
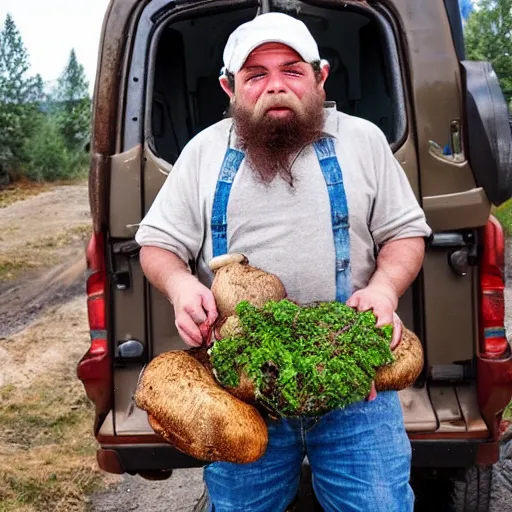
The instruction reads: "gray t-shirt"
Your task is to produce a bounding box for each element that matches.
[135,107,432,304]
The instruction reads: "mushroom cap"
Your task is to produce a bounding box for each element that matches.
[210,259,286,317]
[375,327,424,391]
[209,253,248,272]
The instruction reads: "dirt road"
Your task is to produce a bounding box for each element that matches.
[0,184,89,340]
[0,183,510,511]
[0,183,206,511]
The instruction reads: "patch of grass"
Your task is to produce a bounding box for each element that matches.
[0,180,54,208]
[211,299,394,416]
[0,261,39,282]
[0,466,103,512]
[0,224,91,282]
[504,401,512,421]
[0,381,93,448]
[493,199,512,236]
[27,225,91,250]
[0,178,87,209]
[0,255,55,282]
[0,376,107,511]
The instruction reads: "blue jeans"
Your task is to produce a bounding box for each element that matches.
[204,391,414,512]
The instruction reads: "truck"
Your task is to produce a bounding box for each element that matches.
[77,1,512,509]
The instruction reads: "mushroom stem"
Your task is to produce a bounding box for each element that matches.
[209,253,248,272]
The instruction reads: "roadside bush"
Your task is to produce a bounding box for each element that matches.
[23,114,88,182]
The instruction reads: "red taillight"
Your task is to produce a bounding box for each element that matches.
[480,216,509,359]
[88,296,106,332]
[77,231,112,422]
[87,270,105,296]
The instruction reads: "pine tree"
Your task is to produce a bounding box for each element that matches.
[465,0,512,95]
[0,14,43,183]
[54,49,91,152]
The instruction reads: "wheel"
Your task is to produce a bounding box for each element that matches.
[461,60,512,206]
[411,466,491,512]
[451,465,492,512]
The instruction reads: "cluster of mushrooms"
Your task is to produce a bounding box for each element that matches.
[135,254,423,464]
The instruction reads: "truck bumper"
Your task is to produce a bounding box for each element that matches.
[97,439,500,475]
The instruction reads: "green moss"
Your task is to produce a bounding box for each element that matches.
[210,299,394,417]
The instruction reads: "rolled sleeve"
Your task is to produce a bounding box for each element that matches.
[369,129,432,246]
[135,143,203,265]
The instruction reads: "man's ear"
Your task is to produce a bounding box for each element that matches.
[317,61,330,90]
[219,76,234,100]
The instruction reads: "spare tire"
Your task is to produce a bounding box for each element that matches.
[461,61,512,206]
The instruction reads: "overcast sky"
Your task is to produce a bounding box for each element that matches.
[0,0,110,94]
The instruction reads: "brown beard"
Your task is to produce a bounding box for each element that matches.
[230,90,325,187]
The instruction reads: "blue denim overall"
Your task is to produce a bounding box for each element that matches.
[204,138,414,512]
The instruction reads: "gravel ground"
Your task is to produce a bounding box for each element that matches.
[86,469,205,512]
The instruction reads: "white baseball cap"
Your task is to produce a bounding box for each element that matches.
[221,12,327,76]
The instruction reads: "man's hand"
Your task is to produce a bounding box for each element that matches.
[346,285,403,402]
[139,247,219,347]
[167,274,218,347]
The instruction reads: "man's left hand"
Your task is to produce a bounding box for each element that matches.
[346,285,403,401]
[346,285,402,348]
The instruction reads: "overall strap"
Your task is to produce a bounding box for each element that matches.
[211,147,245,257]
[313,137,352,303]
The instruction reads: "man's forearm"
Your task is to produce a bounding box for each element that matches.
[368,237,425,304]
[139,246,193,302]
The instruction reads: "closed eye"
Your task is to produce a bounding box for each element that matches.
[283,69,303,76]
[246,72,266,82]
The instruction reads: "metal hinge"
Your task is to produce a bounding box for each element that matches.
[111,240,140,290]
[429,231,479,276]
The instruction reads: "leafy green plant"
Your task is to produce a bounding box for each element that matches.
[210,299,394,417]
[493,199,512,236]
[23,113,88,182]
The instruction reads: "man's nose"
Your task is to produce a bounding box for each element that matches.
[265,71,287,94]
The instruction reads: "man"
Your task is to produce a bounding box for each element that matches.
[135,12,431,512]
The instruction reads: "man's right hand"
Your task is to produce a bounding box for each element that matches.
[168,274,218,347]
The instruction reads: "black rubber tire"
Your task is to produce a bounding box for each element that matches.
[451,466,492,512]
[411,466,492,512]
[461,60,512,206]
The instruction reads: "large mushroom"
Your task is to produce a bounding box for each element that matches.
[209,253,286,317]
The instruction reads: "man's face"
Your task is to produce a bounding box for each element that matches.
[233,43,326,122]
[220,43,329,186]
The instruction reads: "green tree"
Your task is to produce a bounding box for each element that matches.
[0,14,43,184]
[465,0,512,96]
[54,49,91,153]
[24,114,71,182]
